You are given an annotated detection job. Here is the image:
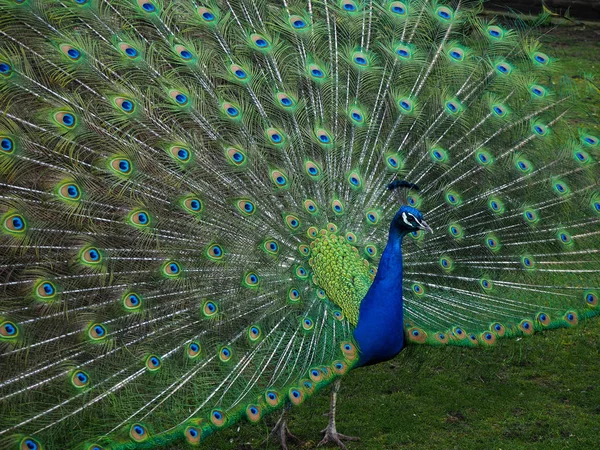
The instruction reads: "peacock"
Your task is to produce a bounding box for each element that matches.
[0,0,599,449]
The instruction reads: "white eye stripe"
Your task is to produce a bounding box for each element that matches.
[402,212,414,227]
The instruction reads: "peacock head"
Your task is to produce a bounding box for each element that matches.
[391,205,433,235]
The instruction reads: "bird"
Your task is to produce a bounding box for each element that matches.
[0,0,598,449]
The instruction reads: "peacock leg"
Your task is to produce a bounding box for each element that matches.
[317,378,360,449]
[263,404,300,450]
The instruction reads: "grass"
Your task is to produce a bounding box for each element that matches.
[206,319,600,450]
[175,18,600,450]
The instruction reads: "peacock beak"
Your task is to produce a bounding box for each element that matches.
[417,219,433,234]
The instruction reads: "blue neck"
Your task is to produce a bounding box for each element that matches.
[353,226,406,366]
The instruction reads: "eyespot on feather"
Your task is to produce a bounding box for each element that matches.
[168,146,192,164]
[412,284,425,296]
[519,320,534,335]
[276,92,296,109]
[246,404,262,422]
[250,34,271,51]
[0,135,15,154]
[71,370,90,388]
[123,292,142,311]
[202,300,218,317]
[347,170,362,189]
[448,46,465,61]
[247,325,261,342]
[341,341,357,360]
[487,25,504,39]
[263,239,279,255]
[0,61,13,77]
[114,97,135,114]
[129,423,148,442]
[584,291,598,308]
[288,387,305,405]
[109,157,133,176]
[435,5,454,21]
[184,425,202,444]
[289,15,309,30]
[53,111,77,129]
[435,332,449,344]
[537,312,551,326]
[485,234,501,252]
[270,169,289,188]
[173,44,194,61]
[79,246,102,265]
[225,147,247,167]
[197,6,217,23]
[230,63,249,81]
[181,196,202,214]
[169,90,189,106]
[309,368,324,382]
[365,210,380,224]
[301,317,313,330]
[59,44,82,61]
[265,390,280,407]
[332,360,349,375]
[20,437,42,450]
[187,341,201,358]
[304,160,322,179]
[395,43,412,60]
[243,272,260,288]
[34,280,57,300]
[219,346,232,362]
[348,106,365,125]
[340,0,359,13]
[0,319,19,339]
[3,212,27,235]
[332,310,344,321]
[447,222,464,239]
[564,311,578,326]
[284,214,300,230]
[161,261,181,277]
[128,210,151,228]
[57,182,82,201]
[480,278,493,290]
[389,1,408,16]
[295,265,308,279]
[490,322,506,337]
[288,288,301,303]
[210,409,227,427]
[118,42,140,59]
[88,323,107,341]
[452,326,467,340]
[298,244,310,257]
[206,244,224,260]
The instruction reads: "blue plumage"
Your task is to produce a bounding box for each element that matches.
[355,206,431,366]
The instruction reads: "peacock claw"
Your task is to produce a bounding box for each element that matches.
[316,379,360,449]
[262,407,300,450]
[317,426,360,449]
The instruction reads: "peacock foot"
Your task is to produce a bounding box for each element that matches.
[317,424,360,450]
[262,408,300,450]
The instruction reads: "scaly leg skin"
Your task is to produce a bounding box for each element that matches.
[317,378,360,449]
[262,404,300,450]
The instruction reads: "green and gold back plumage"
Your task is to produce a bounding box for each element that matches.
[0,0,598,448]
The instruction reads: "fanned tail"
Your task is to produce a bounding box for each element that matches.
[0,0,598,449]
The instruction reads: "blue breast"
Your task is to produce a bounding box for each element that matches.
[353,228,406,366]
